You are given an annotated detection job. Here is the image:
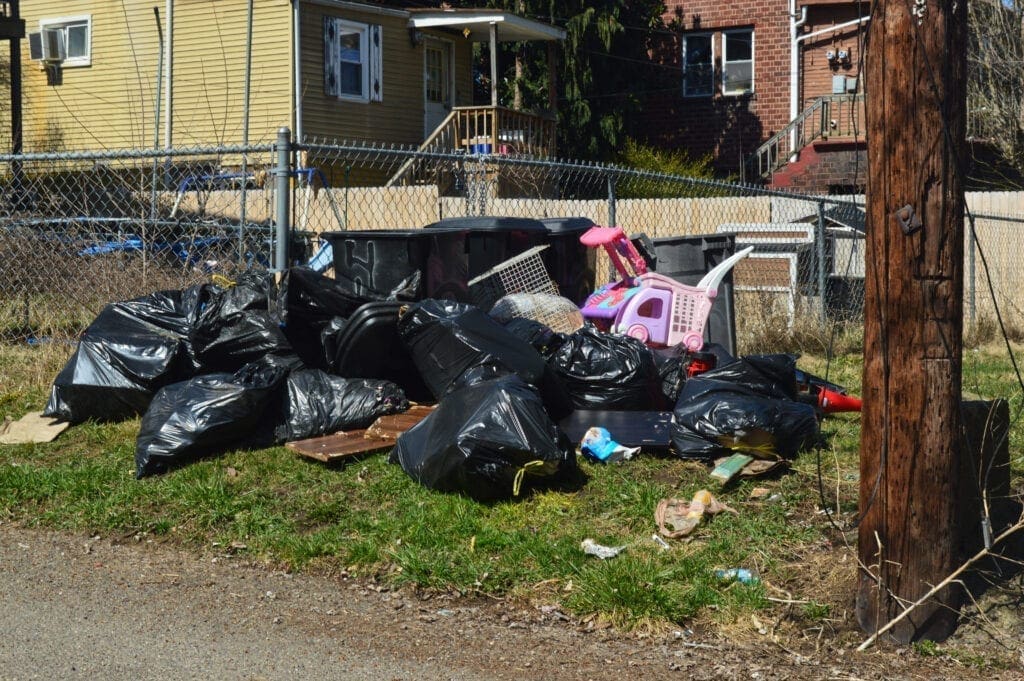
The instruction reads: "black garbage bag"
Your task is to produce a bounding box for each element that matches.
[43,286,213,423]
[275,369,409,442]
[671,354,819,460]
[107,284,214,338]
[389,376,576,500]
[398,299,572,418]
[135,357,293,478]
[190,273,292,372]
[653,348,686,406]
[547,326,665,411]
[502,317,566,360]
[278,267,369,369]
[653,342,738,405]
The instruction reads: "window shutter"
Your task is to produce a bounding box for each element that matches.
[323,17,338,97]
[369,24,383,102]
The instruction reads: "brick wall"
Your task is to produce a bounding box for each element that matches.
[644,1,868,178]
[801,5,866,105]
[773,141,868,194]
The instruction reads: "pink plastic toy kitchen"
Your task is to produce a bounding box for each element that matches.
[579,226,753,351]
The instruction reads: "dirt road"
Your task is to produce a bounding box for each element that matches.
[0,523,1005,680]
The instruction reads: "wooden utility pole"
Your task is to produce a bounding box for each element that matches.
[857,0,967,643]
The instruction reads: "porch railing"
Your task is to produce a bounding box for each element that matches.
[452,106,556,158]
[386,106,557,188]
[747,94,865,181]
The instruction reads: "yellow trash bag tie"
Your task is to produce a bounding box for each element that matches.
[512,459,547,497]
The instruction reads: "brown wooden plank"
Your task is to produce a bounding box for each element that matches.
[365,405,435,439]
[286,429,394,463]
[286,405,435,463]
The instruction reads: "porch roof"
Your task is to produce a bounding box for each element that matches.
[407,9,565,42]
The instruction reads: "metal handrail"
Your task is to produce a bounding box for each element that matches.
[385,110,459,187]
[387,106,557,187]
[748,94,865,180]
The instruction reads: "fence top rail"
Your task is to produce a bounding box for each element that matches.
[296,139,866,208]
[0,144,276,164]
[969,211,1024,225]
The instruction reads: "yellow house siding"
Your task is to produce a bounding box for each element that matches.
[21,0,292,152]
[170,0,292,146]
[300,5,474,145]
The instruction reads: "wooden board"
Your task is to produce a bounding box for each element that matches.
[286,405,436,463]
[285,429,391,462]
[365,405,435,439]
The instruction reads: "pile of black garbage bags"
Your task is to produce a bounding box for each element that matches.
[43,267,820,499]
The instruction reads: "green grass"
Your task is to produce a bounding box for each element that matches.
[2,341,1023,632]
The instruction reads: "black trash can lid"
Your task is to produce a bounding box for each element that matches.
[423,216,547,232]
[321,229,429,241]
[539,217,597,234]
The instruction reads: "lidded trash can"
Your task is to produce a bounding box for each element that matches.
[539,216,597,305]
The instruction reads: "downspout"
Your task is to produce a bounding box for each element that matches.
[164,0,173,149]
[293,0,303,144]
[789,0,807,161]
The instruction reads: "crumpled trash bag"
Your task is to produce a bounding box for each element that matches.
[547,325,665,410]
[398,299,572,418]
[278,267,369,369]
[389,376,576,500]
[655,490,737,539]
[501,317,566,359]
[275,369,409,442]
[189,272,292,372]
[43,286,213,423]
[653,347,687,406]
[671,354,819,459]
[653,342,737,405]
[135,357,293,478]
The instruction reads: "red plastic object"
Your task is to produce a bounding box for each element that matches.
[685,352,716,378]
[818,387,862,414]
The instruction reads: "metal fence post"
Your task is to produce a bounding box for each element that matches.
[816,200,828,323]
[968,213,976,325]
[607,174,617,226]
[274,127,291,273]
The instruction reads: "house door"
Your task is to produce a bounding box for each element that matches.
[423,39,452,137]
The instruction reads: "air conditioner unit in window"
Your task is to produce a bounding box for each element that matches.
[28,28,65,62]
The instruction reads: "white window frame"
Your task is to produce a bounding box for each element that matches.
[722,28,754,96]
[336,19,369,102]
[682,32,714,98]
[39,15,91,67]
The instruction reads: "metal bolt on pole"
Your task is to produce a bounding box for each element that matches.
[274,127,291,273]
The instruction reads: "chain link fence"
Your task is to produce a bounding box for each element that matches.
[1,133,1021,350]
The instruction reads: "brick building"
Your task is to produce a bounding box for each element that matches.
[643,0,870,194]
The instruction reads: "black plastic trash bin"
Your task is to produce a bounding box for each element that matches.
[632,233,739,355]
[825,275,865,321]
[324,229,432,301]
[539,217,597,305]
[424,216,548,300]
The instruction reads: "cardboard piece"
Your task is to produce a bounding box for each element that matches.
[0,412,71,445]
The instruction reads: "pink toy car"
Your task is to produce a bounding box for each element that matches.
[579,225,752,350]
